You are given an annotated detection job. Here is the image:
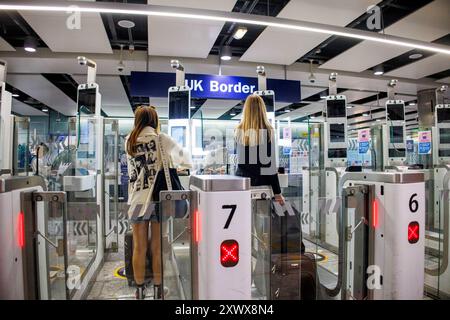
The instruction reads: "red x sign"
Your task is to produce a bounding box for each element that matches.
[408,221,419,244]
[220,240,239,267]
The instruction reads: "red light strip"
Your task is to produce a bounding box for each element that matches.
[372,200,379,228]
[18,212,25,248]
[194,210,201,243]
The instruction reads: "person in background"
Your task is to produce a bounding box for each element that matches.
[125,106,192,300]
[235,94,285,205]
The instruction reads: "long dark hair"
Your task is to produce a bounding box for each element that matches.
[126,106,159,156]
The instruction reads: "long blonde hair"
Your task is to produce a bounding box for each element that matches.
[127,106,160,156]
[236,94,274,146]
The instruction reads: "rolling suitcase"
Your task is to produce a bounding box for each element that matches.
[124,229,153,287]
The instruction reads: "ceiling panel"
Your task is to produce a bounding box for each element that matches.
[386,54,450,79]
[200,99,240,118]
[7,74,77,115]
[12,99,47,116]
[320,0,450,72]
[438,77,450,84]
[240,0,374,65]
[341,90,377,103]
[301,86,324,101]
[147,0,236,58]
[19,0,112,54]
[0,37,15,52]
[73,75,132,117]
[278,102,323,120]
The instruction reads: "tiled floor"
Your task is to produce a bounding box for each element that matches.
[86,235,155,300]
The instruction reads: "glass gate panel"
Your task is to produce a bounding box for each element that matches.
[160,190,193,300]
[64,116,99,297]
[104,119,119,252]
[13,116,31,176]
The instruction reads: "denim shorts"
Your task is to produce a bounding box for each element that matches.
[128,203,160,224]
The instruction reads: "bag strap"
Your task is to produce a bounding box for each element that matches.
[158,134,173,191]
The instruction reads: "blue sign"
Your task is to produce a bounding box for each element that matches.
[406,140,414,152]
[131,72,301,102]
[418,142,431,154]
[359,141,369,154]
[283,147,292,155]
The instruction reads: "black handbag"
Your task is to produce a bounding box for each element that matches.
[151,135,189,219]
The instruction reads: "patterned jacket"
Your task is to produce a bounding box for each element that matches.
[125,126,192,219]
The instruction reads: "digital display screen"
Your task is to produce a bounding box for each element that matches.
[77,88,97,115]
[390,126,404,144]
[389,148,406,158]
[329,123,345,142]
[439,128,450,144]
[326,99,346,118]
[171,126,186,147]
[169,90,190,120]
[260,94,275,113]
[439,149,450,157]
[387,103,405,121]
[437,108,450,123]
[328,148,347,159]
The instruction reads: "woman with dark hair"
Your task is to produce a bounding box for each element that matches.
[126,106,192,299]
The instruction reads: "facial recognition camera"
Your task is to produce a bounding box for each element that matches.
[171,59,180,69]
[329,72,338,81]
[117,61,125,73]
[256,65,265,75]
[77,56,88,66]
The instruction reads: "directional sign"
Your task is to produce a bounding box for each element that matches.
[418,131,431,154]
[358,129,370,154]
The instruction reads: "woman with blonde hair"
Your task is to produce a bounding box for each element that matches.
[235,94,284,205]
[125,106,192,299]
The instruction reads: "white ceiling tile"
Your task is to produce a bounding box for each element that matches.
[341,90,376,103]
[321,0,450,72]
[438,77,450,84]
[240,0,375,65]
[12,99,47,116]
[20,0,112,54]
[301,86,324,100]
[147,0,236,58]
[0,37,15,52]
[8,74,76,116]
[385,54,450,79]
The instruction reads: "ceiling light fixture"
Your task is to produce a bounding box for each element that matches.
[24,36,37,53]
[409,53,423,60]
[373,65,384,76]
[220,45,232,61]
[12,93,20,97]
[3,2,449,55]
[42,107,48,112]
[284,108,291,113]
[230,110,237,116]
[408,102,416,106]
[233,26,247,40]
[118,19,135,29]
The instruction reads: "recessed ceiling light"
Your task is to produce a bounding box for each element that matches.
[118,19,135,29]
[409,53,423,60]
[220,45,232,61]
[12,93,20,97]
[190,106,196,109]
[347,105,353,109]
[320,96,327,99]
[310,115,316,119]
[284,109,291,113]
[230,112,236,116]
[363,113,370,117]
[24,36,37,53]
[233,26,247,40]
[376,119,381,121]
[408,102,416,106]
[42,107,48,112]
[373,65,384,76]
